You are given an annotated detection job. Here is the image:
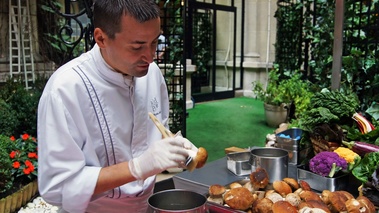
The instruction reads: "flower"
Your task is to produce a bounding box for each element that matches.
[8,133,38,180]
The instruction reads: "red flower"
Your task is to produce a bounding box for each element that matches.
[13,161,20,169]
[28,152,37,159]
[22,133,29,140]
[9,151,16,159]
[23,167,31,175]
[25,160,33,167]
[10,136,15,141]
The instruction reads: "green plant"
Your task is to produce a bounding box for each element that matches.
[9,133,38,181]
[0,135,14,195]
[252,65,313,118]
[0,134,38,199]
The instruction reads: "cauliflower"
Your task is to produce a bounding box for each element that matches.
[333,147,361,171]
[309,151,348,177]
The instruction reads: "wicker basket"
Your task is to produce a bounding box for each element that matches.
[310,136,340,155]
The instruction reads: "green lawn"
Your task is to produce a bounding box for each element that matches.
[186,97,276,162]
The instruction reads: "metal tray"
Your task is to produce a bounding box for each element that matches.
[297,166,349,192]
[226,151,251,176]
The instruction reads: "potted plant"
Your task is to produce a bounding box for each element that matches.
[252,65,313,127]
[0,133,38,213]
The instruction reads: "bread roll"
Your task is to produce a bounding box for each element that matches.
[224,187,255,210]
[272,200,298,213]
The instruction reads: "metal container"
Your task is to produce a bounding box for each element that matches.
[276,128,311,164]
[226,151,251,176]
[147,189,207,213]
[250,148,288,183]
[276,128,303,146]
[297,167,349,192]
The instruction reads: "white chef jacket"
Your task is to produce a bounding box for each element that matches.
[37,44,170,212]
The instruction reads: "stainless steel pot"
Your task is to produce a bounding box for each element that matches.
[250,148,288,183]
[147,189,208,213]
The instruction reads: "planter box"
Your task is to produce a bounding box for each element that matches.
[297,168,348,192]
[0,180,38,213]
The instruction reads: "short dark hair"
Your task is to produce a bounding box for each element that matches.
[93,0,160,39]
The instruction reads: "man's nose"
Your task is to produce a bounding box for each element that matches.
[142,46,156,63]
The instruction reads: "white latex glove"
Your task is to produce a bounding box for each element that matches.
[129,137,189,180]
[174,131,198,159]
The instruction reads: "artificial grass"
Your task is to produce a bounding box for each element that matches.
[186,97,276,162]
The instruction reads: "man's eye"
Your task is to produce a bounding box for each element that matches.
[131,46,142,50]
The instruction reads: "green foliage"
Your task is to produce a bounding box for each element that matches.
[275,0,379,111]
[0,135,15,194]
[296,88,360,132]
[252,64,313,117]
[0,76,47,136]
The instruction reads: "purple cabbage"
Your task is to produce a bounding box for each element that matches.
[309,151,348,177]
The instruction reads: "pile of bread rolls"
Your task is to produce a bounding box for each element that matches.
[207,168,376,213]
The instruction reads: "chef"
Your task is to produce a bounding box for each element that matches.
[37,0,198,212]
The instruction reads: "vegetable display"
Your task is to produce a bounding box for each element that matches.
[352,112,375,134]
[342,141,379,157]
[333,147,361,171]
[309,151,347,177]
[352,152,379,207]
[352,152,379,183]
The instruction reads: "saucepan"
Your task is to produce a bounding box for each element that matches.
[147,189,208,213]
[250,147,289,183]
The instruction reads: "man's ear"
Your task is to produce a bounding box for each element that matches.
[94,28,107,48]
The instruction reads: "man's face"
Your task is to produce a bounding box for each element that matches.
[99,15,161,77]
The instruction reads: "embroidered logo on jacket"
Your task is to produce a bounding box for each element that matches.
[150,97,159,114]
